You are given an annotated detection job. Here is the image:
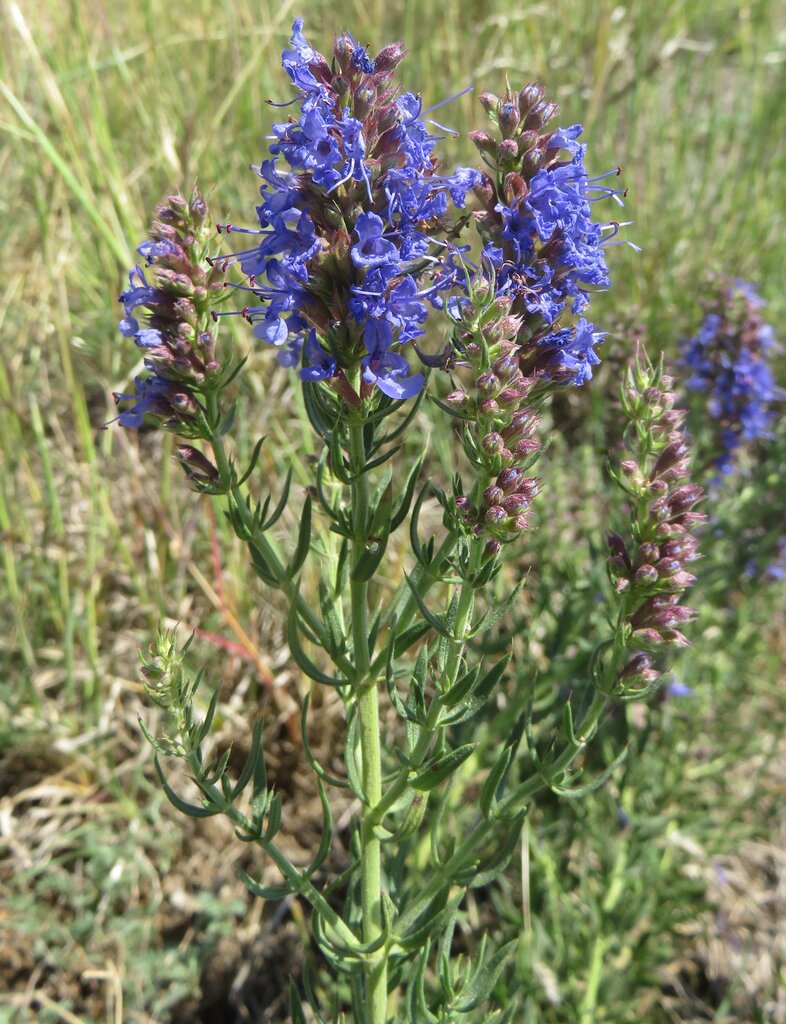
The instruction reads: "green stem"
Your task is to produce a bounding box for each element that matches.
[348,403,387,1024]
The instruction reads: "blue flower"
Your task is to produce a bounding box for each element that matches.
[351,213,399,270]
[681,279,780,469]
[300,331,337,381]
[281,16,325,98]
[362,350,425,400]
[539,318,604,385]
[119,265,157,319]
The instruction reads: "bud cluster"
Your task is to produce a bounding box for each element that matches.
[112,190,227,431]
[680,276,781,473]
[608,353,705,690]
[442,282,543,543]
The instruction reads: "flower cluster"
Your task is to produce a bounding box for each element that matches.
[112,191,226,432]
[464,83,631,387]
[680,277,780,473]
[608,354,705,690]
[219,18,480,400]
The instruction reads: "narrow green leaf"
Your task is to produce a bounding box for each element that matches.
[441,655,511,725]
[452,938,517,1012]
[196,688,220,744]
[406,949,439,1024]
[216,401,237,438]
[409,480,432,567]
[352,481,393,582]
[287,495,312,577]
[409,743,476,792]
[155,757,219,818]
[480,746,515,820]
[305,778,334,876]
[236,436,266,486]
[391,619,431,659]
[237,866,293,901]
[287,602,346,688]
[397,888,463,952]
[390,455,425,530]
[464,822,523,888]
[385,790,427,842]
[300,693,349,788]
[328,426,351,484]
[231,717,264,800]
[288,982,308,1024]
[404,572,452,638]
[551,745,629,800]
[138,717,171,757]
[260,468,292,530]
[470,580,526,637]
[264,791,282,840]
[249,541,280,588]
[386,669,425,725]
[440,665,480,708]
[344,710,368,804]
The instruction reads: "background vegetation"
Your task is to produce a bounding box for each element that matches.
[1,0,785,1021]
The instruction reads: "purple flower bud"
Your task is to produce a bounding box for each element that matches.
[669,485,703,512]
[497,139,519,162]
[479,399,500,416]
[445,389,469,407]
[661,629,690,649]
[514,438,541,458]
[668,570,697,589]
[650,606,696,629]
[496,467,524,493]
[607,532,632,569]
[651,441,689,477]
[373,41,406,72]
[634,564,659,586]
[502,493,530,515]
[524,100,558,129]
[518,83,543,114]
[176,445,220,484]
[485,505,507,525]
[659,537,697,561]
[479,92,500,113]
[631,628,666,649]
[636,541,660,566]
[481,432,505,455]
[618,653,659,685]
[492,354,519,381]
[469,130,497,157]
[499,100,520,136]
[484,486,505,505]
[454,496,475,522]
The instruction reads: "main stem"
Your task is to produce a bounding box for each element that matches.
[348,401,387,1024]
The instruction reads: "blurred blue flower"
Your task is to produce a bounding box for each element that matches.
[681,279,781,472]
